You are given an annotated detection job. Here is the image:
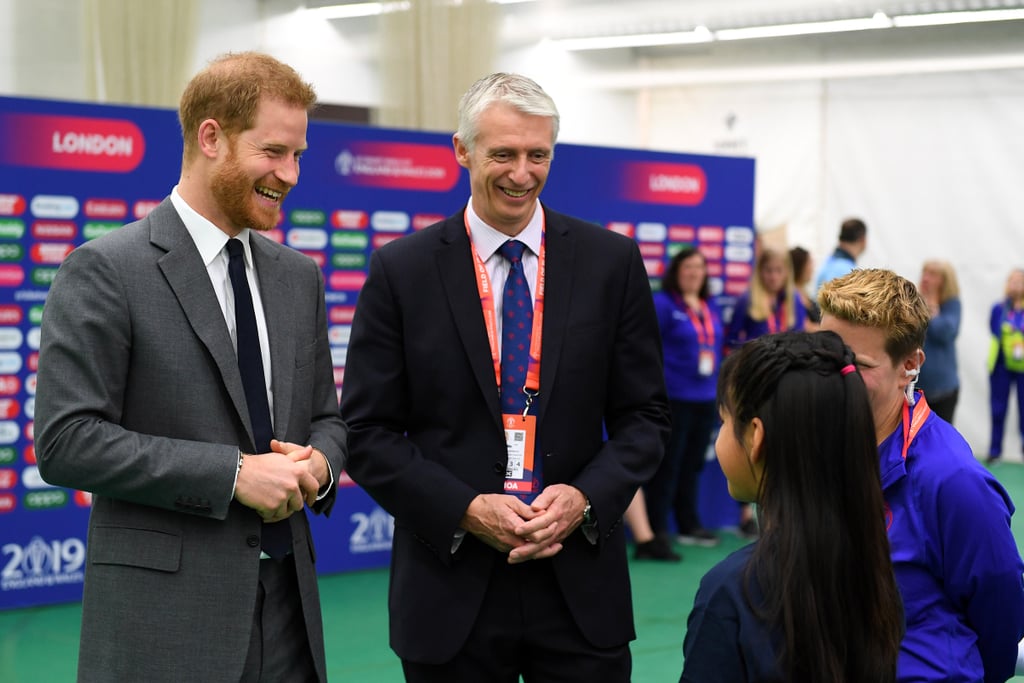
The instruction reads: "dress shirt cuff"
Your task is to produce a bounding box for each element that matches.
[312,447,334,501]
[452,529,466,553]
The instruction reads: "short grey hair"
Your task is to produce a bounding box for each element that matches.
[456,73,560,152]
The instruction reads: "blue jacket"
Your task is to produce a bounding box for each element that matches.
[814,246,856,293]
[918,297,961,397]
[725,290,806,352]
[880,393,1024,682]
[653,291,722,402]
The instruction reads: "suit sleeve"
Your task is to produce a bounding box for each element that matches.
[34,243,239,519]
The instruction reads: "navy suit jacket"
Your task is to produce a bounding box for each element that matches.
[341,204,670,663]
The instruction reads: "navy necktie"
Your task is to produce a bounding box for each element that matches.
[226,238,291,558]
[498,240,541,498]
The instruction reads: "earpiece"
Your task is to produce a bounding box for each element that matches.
[904,368,919,378]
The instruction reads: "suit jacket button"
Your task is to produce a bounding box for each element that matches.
[246,535,260,548]
[493,462,504,476]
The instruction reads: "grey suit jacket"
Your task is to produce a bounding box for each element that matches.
[34,198,347,682]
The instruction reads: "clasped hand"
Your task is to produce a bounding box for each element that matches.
[233,439,326,523]
[461,484,588,564]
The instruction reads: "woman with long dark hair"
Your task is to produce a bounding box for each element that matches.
[680,331,903,682]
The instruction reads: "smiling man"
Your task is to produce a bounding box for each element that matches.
[340,72,670,682]
[35,53,346,682]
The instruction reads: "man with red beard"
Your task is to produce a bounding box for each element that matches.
[35,52,346,682]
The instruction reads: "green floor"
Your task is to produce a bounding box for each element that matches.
[4,462,1024,682]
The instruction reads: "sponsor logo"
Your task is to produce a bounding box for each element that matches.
[83,221,121,241]
[0,468,16,489]
[299,251,326,268]
[0,421,18,444]
[285,228,328,251]
[332,253,367,270]
[636,222,667,243]
[31,267,59,286]
[330,347,347,367]
[706,262,723,277]
[0,195,26,216]
[724,279,749,296]
[333,367,345,385]
[1,535,85,591]
[0,494,13,513]
[0,447,14,464]
[21,466,48,489]
[331,210,368,230]
[0,354,17,376]
[24,397,33,420]
[289,209,326,227]
[725,262,752,279]
[725,225,755,243]
[0,329,21,350]
[0,113,145,173]
[26,352,38,372]
[669,225,696,242]
[0,220,26,240]
[725,244,755,263]
[372,234,403,249]
[263,228,285,244]
[638,243,665,258]
[83,199,127,219]
[0,244,23,262]
[698,225,724,243]
[348,506,394,553]
[329,306,356,324]
[621,161,707,206]
[0,377,20,396]
[21,490,67,510]
[133,200,161,219]
[329,271,367,291]
[0,399,19,420]
[371,211,410,233]
[331,231,369,251]
[334,142,460,192]
[28,306,44,325]
[29,195,79,219]
[699,244,723,261]
[25,373,36,395]
[0,266,24,288]
[73,490,92,507]
[30,243,74,265]
[412,214,443,230]
[31,221,77,240]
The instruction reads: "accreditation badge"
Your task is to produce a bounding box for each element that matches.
[698,349,716,377]
[1015,340,1024,362]
[502,413,537,495]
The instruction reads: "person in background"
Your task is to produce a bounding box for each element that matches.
[646,247,722,552]
[917,259,961,424]
[680,330,903,682]
[814,217,867,293]
[726,247,807,353]
[788,246,820,327]
[820,268,1024,682]
[725,246,806,537]
[34,52,346,682]
[987,268,1024,464]
[340,72,670,682]
[624,488,680,562]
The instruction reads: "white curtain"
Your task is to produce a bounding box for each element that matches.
[377,0,498,132]
[83,0,199,107]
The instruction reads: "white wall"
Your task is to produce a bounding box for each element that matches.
[2,0,1022,456]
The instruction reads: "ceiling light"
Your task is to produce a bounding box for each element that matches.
[555,26,712,51]
[715,14,891,41]
[892,8,1024,27]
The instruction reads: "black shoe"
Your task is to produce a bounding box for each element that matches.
[634,537,682,562]
[986,455,1001,466]
[677,528,720,547]
[738,518,759,539]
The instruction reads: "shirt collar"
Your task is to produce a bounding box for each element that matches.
[169,186,253,267]
[464,198,544,261]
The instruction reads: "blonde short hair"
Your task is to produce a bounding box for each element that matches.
[922,260,960,303]
[818,268,928,363]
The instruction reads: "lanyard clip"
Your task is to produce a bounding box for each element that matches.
[522,387,538,418]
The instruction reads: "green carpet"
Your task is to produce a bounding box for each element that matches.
[3,462,1024,682]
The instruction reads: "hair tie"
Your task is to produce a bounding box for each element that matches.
[840,364,856,376]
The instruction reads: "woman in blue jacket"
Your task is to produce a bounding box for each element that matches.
[917,260,961,423]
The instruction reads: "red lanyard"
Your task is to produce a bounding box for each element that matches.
[900,393,931,459]
[464,214,545,396]
[766,297,787,334]
[678,297,715,349]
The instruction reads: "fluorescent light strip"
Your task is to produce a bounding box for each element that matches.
[311,0,536,20]
[557,27,711,51]
[892,8,1024,27]
[716,14,891,41]
[552,7,1024,51]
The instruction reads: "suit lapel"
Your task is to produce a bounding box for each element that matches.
[537,207,573,430]
[435,214,502,426]
[251,236,296,440]
[152,201,253,442]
